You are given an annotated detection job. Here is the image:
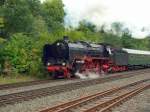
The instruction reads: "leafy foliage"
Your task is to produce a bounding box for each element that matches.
[41,0,65,32]
[3,0,35,36]
[2,34,33,73]
[77,20,96,33]
[0,0,150,77]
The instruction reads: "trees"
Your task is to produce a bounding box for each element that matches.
[3,0,35,36]
[99,22,124,47]
[26,0,41,16]
[41,0,65,32]
[121,28,133,48]
[0,0,5,6]
[0,1,5,38]
[2,33,33,73]
[32,16,48,37]
[0,0,150,77]
[111,22,123,36]
[0,17,5,38]
[77,21,96,33]
[146,37,150,50]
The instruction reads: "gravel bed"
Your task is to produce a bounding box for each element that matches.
[0,79,83,96]
[0,69,147,96]
[0,72,150,112]
[112,89,150,112]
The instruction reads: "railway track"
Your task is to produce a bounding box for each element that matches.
[0,78,69,90]
[0,69,148,91]
[0,69,149,107]
[39,79,150,112]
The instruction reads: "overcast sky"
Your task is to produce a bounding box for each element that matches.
[41,0,150,38]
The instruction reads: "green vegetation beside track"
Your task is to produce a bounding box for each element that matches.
[0,0,150,80]
[0,75,37,85]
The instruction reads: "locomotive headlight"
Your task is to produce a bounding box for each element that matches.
[47,62,51,66]
[57,43,60,46]
[62,62,66,66]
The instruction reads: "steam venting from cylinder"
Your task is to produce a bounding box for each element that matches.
[75,72,103,79]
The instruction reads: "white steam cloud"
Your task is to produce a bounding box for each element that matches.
[75,72,101,79]
[63,0,150,38]
[63,0,105,27]
[41,0,150,38]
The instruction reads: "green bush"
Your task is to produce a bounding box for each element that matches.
[1,33,32,73]
[0,32,63,77]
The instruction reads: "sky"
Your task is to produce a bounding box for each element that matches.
[41,0,150,38]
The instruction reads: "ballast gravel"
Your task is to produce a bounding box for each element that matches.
[112,89,150,112]
[0,79,83,96]
[0,70,147,96]
[0,72,150,112]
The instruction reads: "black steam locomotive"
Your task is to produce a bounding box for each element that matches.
[42,36,150,78]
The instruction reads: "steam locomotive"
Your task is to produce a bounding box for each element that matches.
[42,36,150,78]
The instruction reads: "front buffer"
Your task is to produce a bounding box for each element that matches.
[47,66,70,78]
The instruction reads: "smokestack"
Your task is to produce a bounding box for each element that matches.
[63,36,69,42]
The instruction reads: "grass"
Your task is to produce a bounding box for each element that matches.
[0,75,38,85]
